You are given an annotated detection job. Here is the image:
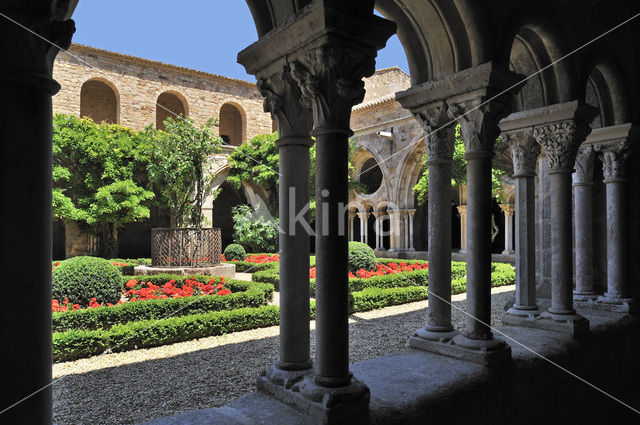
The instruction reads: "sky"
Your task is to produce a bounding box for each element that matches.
[70,1,409,82]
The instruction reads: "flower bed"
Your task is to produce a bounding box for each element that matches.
[221,253,280,272]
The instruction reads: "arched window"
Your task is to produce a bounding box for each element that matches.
[219,103,245,146]
[80,79,119,124]
[156,91,187,130]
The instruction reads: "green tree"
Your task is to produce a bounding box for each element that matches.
[86,180,155,257]
[53,114,153,256]
[231,204,279,252]
[227,132,361,217]
[146,116,223,228]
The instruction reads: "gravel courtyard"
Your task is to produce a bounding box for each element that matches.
[53,286,515,425]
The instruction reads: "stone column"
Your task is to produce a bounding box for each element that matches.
[595,140,635,311]
[407,209,416,251]
[447,83,520,364]
[403,211,410,249]
[499,204,515,255]
[253,65,315,385]
[357,211,369,245]
[457,205,468,252]
[572,145,597,301]
[387,210,403,252]
[348,211,356,241]
[533,103,595,336]
[0,4,75,424]
[403,103,458,346]
[501,130,541,322]
[372,211,384,251]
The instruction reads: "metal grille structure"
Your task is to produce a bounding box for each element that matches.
[151,227,221,267]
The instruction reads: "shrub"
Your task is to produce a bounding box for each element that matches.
[232,204,278,252]
[52,256,123,307]
[224,243,246,261]
[348,241,377,273]
[53,305,280,362]
[252,269,281,290]
[52,279,274,332]
[350,286,429,313]
[231,261,277,273]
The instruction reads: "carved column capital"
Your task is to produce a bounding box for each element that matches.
[0,1,76,94]
[533,120,592,174]
[447,95,512,158]
[502,130,540,177]
[357,211,370,221]
[289,44,377,132]
[595,140,631,182]
[499,203,515,216]
[257,66,313,146]
[413,102,456,163]
[572,145,595,185]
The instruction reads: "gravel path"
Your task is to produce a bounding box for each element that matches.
[52,286,515,425]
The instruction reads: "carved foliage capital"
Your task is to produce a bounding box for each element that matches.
[447,96,512,156]
[2,0,76,91]
[289,44,376,130]
[595,141,630,181]
[413,102,455,161]
[503,131,540,177]
[533,120,592,173]
[257,67,312,140]
[572,145,595,184]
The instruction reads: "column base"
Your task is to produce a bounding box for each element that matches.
[502,306,542,325]
[594,295,637,314]
[508,310,589,337]
[410,331,511,366]
[374,247,386,252]
[407,248,415,252]
[573,290,598,302]
[261,362,313,389]
[258,371,371,425]
[501,250,515,255]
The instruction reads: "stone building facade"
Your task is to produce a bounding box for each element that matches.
[51,44,274,258]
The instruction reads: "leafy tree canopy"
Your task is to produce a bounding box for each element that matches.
[145,116,223,228]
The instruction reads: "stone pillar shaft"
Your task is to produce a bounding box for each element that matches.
[457,205,468,252]
[464,154,494,339]
[500,205,515,255]
[572,145,596,299]
[605,181,626,298]
[515,178,537,308]
[348,213,355,242]
[549,171,575,314]
[277,139,313,370]
[408,211,415,250]
[0,5,75,423]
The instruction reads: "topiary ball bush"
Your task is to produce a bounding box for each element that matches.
[224,243,246,261]
[52,256,123,307]
[348,241,377,273]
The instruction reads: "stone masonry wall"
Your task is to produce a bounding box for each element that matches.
[53,44,272,139]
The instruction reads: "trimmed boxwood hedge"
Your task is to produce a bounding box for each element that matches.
[252,269,281,289]
[53,305,280,362]
[230,261,278,273]
[52,279,274,332]
[350,286,429,312]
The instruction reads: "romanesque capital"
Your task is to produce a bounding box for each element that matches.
[289,44,377,132]
[357,211,370,221]
[533,119,592,173]
[447,95,512,158]
[256,65,313,146]
[502,130,540,177]
[572,145,595,185]
[0,0,76,94]
[595,140,630,182]
[499,204,515,216]
[413,101,456,163]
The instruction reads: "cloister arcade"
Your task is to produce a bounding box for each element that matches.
[2,0,640,424]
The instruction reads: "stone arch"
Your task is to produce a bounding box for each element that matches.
[351,147,389,198]
[156,91,188,130]
[212,181,248,249]
[375,0,490,84]
[219,102,247,146]
[496,14,575,111]
[396,140,425,209]
[580,59,629,129]
[80,78,119,124]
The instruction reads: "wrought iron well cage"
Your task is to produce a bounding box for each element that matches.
[151,227,221,267]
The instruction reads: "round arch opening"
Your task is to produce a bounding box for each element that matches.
[219,103,245,146]
[156,91,187,130]
[80,79,119,124]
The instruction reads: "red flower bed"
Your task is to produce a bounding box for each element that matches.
[221,254,280,263]
[52,276,231,312]
[309,262,428,279]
